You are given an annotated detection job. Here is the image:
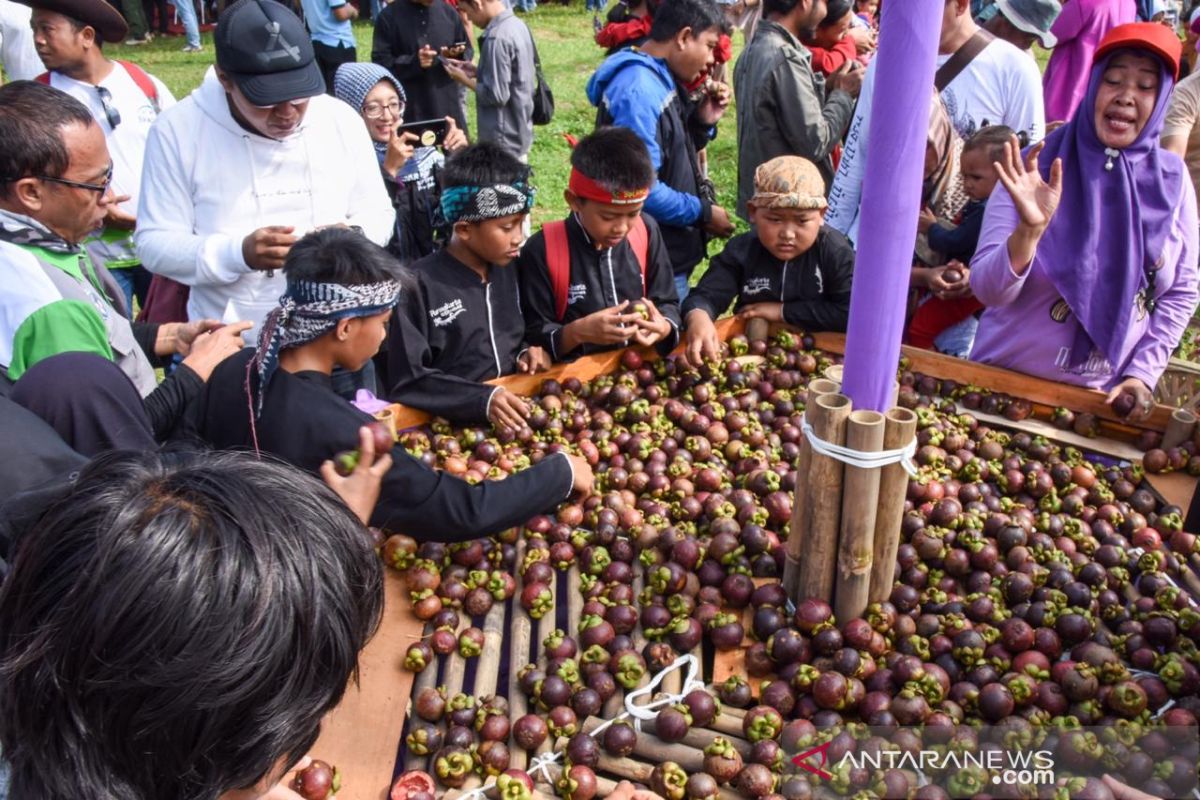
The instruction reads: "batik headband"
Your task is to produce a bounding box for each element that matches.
[439,180,535,224]
[246,278,401,419]
[751,155,828,211]
[568,168,650,205]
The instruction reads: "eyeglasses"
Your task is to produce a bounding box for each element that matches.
[363,101,404,119]
[96,85,121,130]
[36,163,115,196]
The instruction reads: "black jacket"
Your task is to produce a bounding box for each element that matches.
[372,0,472,132]
[683,227,855,332]
[187,349,574,540]
[517,213,682,360]
[928,200,986,264]
[386,249,525,423]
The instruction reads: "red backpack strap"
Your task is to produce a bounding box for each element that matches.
[117,60,160,112]
[35,72,50,84]
[543,220,571,322]
[626,216,649,296]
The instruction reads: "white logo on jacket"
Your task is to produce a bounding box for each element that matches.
[743,277,772,296]
[567,284,587,305]
[431,298,466,327]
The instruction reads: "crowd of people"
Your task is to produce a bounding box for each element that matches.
[0,0,1198,796]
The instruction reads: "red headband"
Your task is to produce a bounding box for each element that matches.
[568,167,649,206]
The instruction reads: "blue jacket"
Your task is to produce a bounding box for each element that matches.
[587,49,710,276]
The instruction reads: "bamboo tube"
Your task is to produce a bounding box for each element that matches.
[835,410,886,622]
[823,364,844,385]
[796,392,852,606]
[869,407,918,604]
[584,751,743,800]
[785,379,842,596]
[403,622,439,772]
[443,786,556,800]
[533,572,557,760]
[508,541,532,770]
[566,566,583,640]
[473,601,507,700]
[746,317,770,343]
[608,569,648,719]
[1163,409,1197,450]
[441,613,471,702]
[707,710,750,738]
[582,716,752,759]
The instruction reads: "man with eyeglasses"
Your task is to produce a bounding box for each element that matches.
[18,0,174,318]
[137,0,394,338]
[0,81,250,442]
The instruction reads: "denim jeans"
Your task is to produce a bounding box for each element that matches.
[513,0,536,12]
[330,360,378,401]
[586,0,606,11]
[674,273,690,303]
[933,314,979,358]
[173,0,201,46]
[109,264,153,317]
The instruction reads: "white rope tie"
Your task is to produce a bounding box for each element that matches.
[801,416,918,477]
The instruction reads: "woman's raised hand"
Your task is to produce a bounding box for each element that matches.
[995,135,1062,234]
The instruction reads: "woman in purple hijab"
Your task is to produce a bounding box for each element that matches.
[969,22,1199,424]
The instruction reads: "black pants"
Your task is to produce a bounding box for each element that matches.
[313,42,357,94]
[10,352,155,458]
[143,0,170,31]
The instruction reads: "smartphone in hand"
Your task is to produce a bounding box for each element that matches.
[397,118,450,147]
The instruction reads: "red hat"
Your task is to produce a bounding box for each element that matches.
[1095,21,1182,81]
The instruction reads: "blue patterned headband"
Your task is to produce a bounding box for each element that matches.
[440,180,535,224]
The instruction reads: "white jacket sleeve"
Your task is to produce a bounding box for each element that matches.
[135,119,251,287]
[825,60,875,243]
[341,116,395,247]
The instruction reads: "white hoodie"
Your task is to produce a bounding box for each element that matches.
[135,71,395,333]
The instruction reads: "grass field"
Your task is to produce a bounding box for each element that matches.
[97,4,750,278]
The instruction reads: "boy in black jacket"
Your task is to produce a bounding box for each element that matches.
[189,228,591,539]
[683,155,855,365]
[386,143,546,430]
[518,127,683,362]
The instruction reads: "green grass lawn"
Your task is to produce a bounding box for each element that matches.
[97,4,749,279]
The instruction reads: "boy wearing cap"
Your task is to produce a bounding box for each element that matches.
[136,0,394,338]
[683,155,855,365]
[517,127,682,362]
[20,0,174,317]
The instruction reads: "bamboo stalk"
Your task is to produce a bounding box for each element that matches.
[870,407,918,604]
[823,364,844,385]
[403,621,439,772]
[473,601,507,700]
[835,410,886,622]
[582,716,752,760]
[796,392,852,606]
[587,751,745,800]
[1163,409,1197,450]
[509,540,532,770]
[746,317,770,343]
[533,570,557,760]
[441,613,471,703]
[785,378,843,597]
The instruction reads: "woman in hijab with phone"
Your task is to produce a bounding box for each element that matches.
[333,62,469,264]
[969,23,1198,424]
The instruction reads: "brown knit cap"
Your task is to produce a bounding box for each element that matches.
[751,156,827,210]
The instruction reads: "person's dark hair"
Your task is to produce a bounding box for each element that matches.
[649,0,726,41]
[820,0,854,26]
[0,450,384,800]
[441,141,531,189]
[764,0,800,19]
[963,124,1023,164]
[284,226,407,286]
[0,81,96,197]
[571,127,655,196]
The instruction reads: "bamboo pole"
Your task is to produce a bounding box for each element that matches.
[533,570,557,761]
[473,601,507,700]
[746,317,770,343]
[1163,409,1197,450]
[533,761,619,799]
[835,410,886,622]
[509,540,532,770]
[785,378,843,596]
[403,622,439,772]
[795,392,852,606]
[869,407,918,604]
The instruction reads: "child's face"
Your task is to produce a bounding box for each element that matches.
[959,147,999,202]
[567,193,647,250]
[812,10,853,50]
[456,213,529,265]
[748,204,824,261]
[334,309,392,371]
[668,25,721,84]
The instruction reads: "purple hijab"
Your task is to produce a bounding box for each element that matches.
[1033,50,1184,371]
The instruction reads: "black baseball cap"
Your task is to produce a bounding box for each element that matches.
[215,0,324,106]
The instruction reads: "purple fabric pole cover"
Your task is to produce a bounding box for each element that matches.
[840,0,943,412]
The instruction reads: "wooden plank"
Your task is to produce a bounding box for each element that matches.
[812,333,1175,435]
[964,406,1146,462]
[1147,471,1198,510]
[311,569,420,800]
